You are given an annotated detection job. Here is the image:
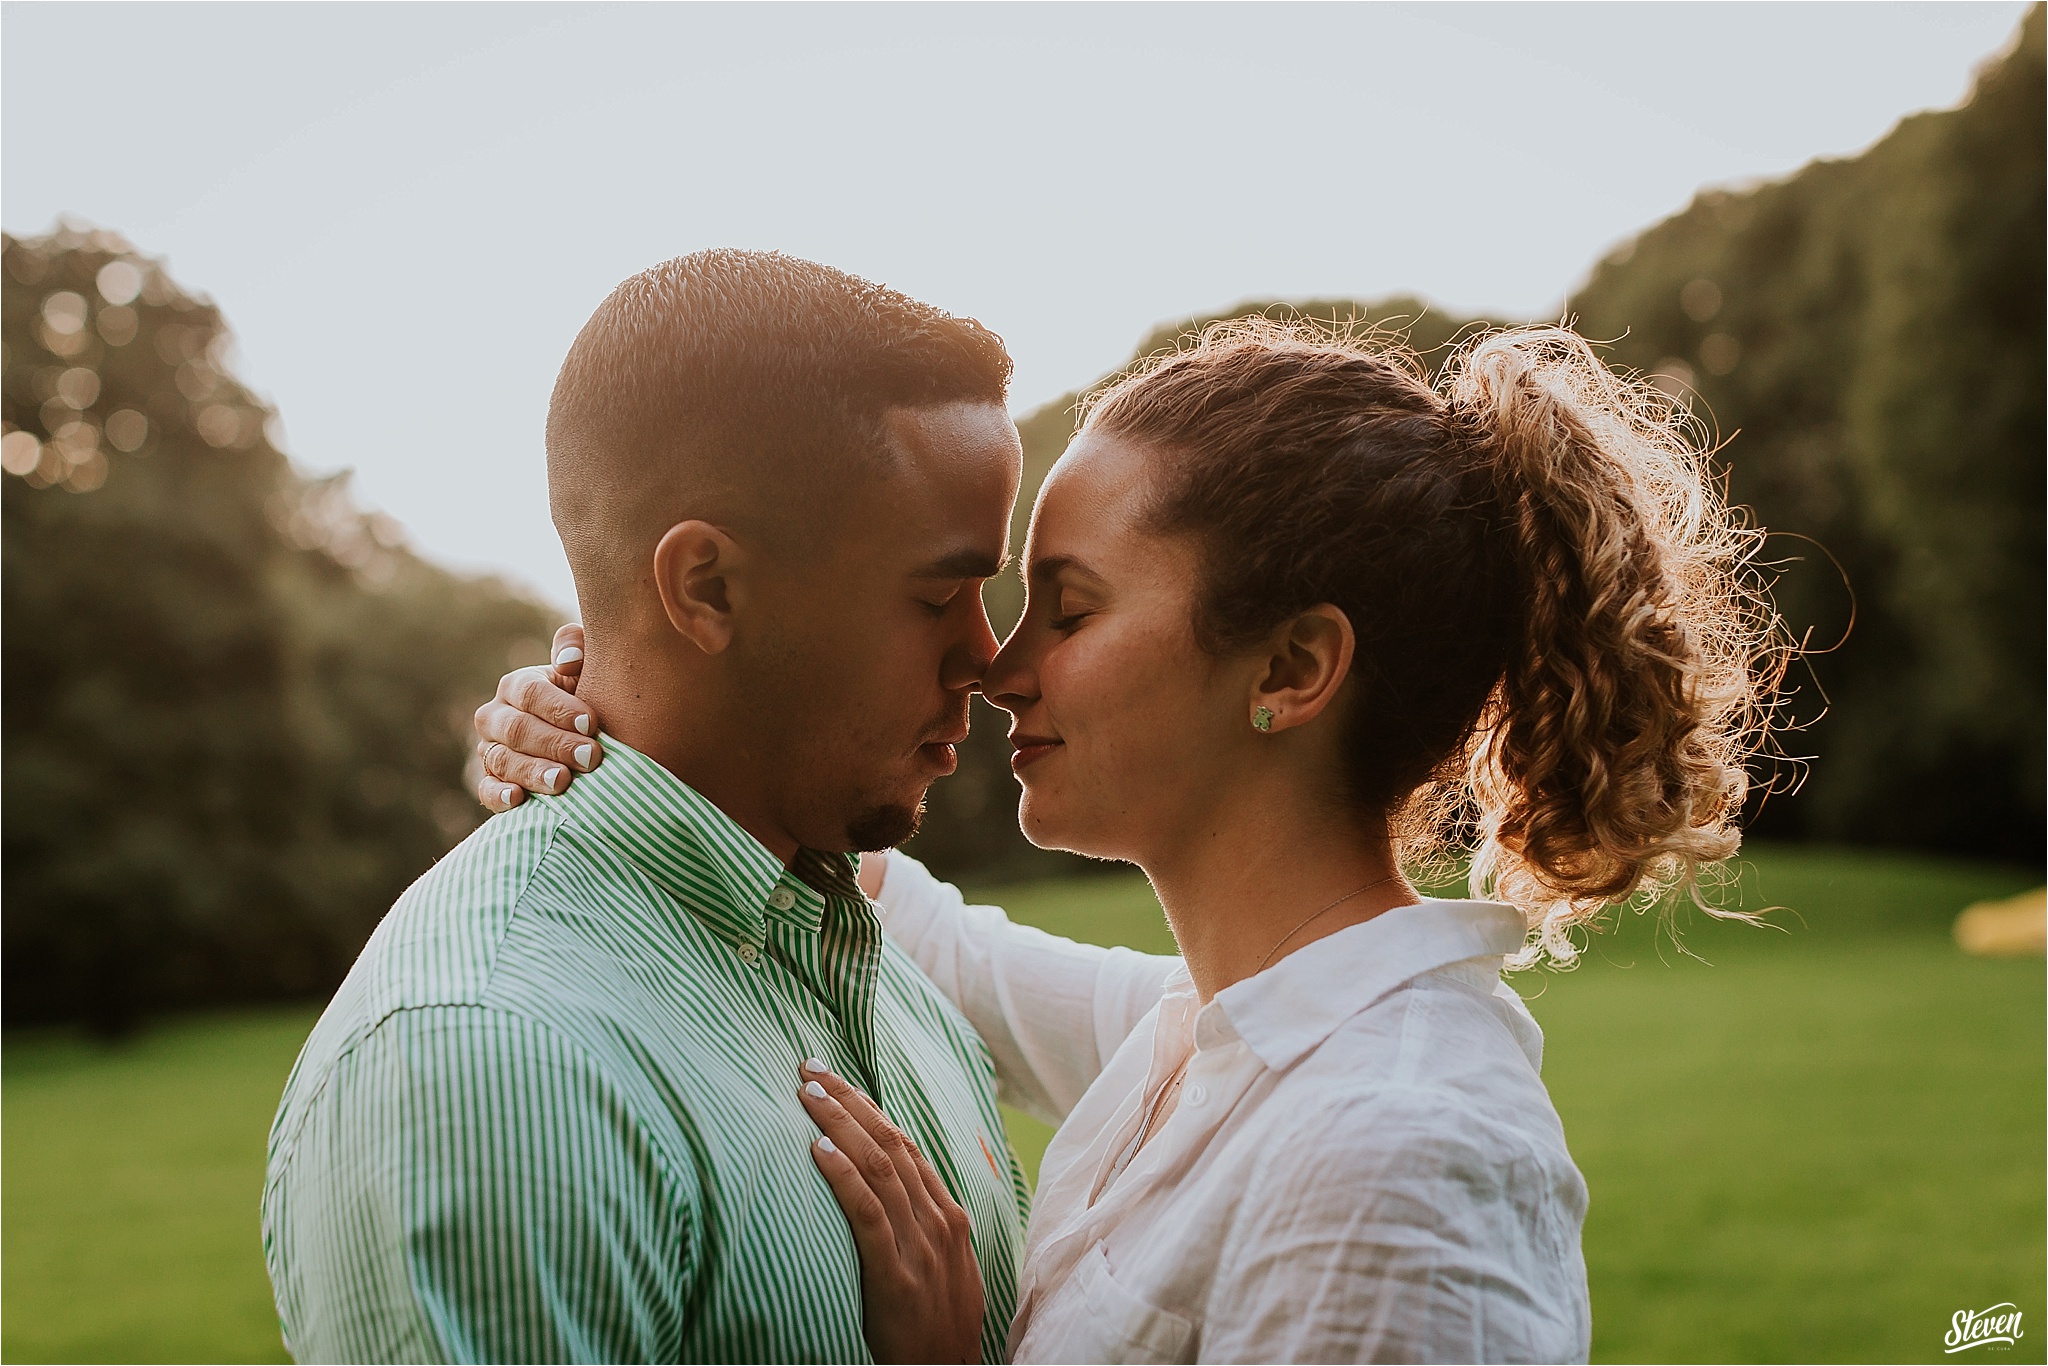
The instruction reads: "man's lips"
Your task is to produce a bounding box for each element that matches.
[1009,735,1061,772]
[919,734,967,775]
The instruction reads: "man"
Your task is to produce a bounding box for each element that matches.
[263,251,1029,1363]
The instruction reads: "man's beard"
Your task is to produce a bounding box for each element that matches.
[846,795,925,852]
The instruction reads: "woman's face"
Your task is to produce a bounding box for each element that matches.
[983,430,1255,864]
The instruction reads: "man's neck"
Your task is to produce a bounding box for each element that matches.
[577,645,803,866]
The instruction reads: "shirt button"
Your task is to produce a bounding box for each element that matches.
[768,887,796,911]
[1185,1083,1209,1107]
[737,942,760,965]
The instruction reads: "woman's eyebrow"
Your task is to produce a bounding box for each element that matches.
[911,548,1007,580]
[1029,553,1105,586]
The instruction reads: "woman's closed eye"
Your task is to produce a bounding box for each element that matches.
[1048,592,1097,632]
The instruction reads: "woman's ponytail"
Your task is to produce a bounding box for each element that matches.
[1446,327,1780,963]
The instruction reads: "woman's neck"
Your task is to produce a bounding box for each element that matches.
[1143,773,1415,1002]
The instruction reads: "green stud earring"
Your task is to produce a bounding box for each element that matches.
[1252,706,1275,733]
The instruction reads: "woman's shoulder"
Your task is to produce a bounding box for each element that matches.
[1238,1062,1581,1221]
[1291,954,1546,1076]
[1250,966,1568,1152]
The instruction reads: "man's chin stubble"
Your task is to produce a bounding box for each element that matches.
[845,797,924,852]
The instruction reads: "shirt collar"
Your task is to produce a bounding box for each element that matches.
[550,734,818,949]
[1205,899,1528,1072]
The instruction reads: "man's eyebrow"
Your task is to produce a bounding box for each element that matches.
[911,548,1008,580]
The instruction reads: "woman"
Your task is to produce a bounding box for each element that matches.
[475,322,1778,1362]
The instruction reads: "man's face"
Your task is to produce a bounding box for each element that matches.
[739,401,1022,853]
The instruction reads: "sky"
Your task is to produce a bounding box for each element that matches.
[3,1,2030,610]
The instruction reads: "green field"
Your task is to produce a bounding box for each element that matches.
[4,844,2041,1364]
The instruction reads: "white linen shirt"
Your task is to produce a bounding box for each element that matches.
[877,851,1590,1365]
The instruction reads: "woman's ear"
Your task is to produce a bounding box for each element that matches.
[653,520,745,654]
[1249,604,1354,734]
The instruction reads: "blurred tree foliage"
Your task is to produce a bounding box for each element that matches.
[1566,6,2043,859]
[912,8,2043,875]
[2,227,557,1031]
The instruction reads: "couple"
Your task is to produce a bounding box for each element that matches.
[265,250,1769,1363]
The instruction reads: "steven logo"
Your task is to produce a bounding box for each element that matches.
[1945,1304,2025,1354]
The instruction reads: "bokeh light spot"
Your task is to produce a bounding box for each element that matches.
[96,305,139,347]
[51,420,100,467]
[1650,357,1698,397]
[105,409,149,453]
[95,260,143,306]
[175,360,219,402]
[1,430,44,476]
[40,291,88,335]
[56,366,101,410]
[1700,333,1743,375]
[1680,278,1723,322]
[197,405,243,448]
[60,448,108,493]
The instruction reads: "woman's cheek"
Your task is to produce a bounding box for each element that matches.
[1020,644,1126,851]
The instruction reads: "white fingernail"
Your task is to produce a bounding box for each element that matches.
[574,714,591,735]
[544,767,564,792]
[805,1080,829,1100]
[817,1135,837,1154]
[574,743,593,770]
[502,786,520,805]
[555,646,582,664]
[803,1056,829,1074]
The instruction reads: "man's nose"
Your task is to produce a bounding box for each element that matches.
[940,595,1002,692]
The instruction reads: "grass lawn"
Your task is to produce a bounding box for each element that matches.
[4,843,2040,1363]
[3,1009,311,1364]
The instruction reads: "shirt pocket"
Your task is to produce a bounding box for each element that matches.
[1042,1243,1197,1364]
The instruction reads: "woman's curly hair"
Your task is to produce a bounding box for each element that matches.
[1083,317,1786,964]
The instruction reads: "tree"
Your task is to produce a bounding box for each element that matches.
[1566,5,2044,857]
[2,226,557,1030]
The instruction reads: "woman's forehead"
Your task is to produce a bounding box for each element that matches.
[1033,433,1145,534]
[1027,431,1180,580]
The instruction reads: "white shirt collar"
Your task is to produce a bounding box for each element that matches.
[1205,898,1527,1072]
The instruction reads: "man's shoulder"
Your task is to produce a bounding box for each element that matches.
[374,803,572,989]
[287,804,578,1088]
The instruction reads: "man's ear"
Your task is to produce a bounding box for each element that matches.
[1249,604,1355,734]
[652,520,744,654]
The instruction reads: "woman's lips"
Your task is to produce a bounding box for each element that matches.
[1010,738,1061,772]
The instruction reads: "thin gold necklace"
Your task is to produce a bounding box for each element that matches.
[1255,873,1403,973]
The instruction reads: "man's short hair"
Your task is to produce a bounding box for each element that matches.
[547,249,1013,624]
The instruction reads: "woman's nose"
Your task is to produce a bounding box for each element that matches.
[980,623,1040,712]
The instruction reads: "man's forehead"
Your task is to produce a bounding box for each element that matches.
[869,402,1020,563]
[880,400,1021,463]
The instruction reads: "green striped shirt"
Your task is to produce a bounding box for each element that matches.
[263,738,1027,1363]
